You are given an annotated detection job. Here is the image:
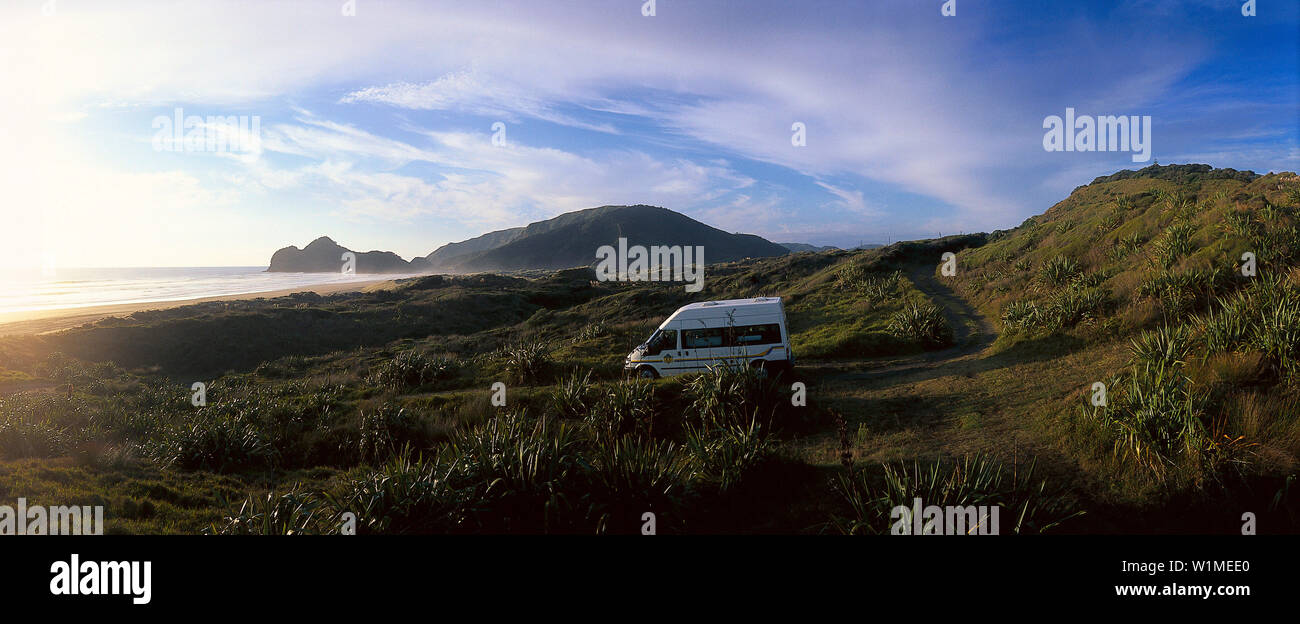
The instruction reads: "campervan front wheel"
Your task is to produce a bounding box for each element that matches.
[635,366,659,380]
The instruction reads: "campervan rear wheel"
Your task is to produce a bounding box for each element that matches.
[749,360,770,379]
[636,366,659,380]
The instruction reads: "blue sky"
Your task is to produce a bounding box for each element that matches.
[1,0,1296,267]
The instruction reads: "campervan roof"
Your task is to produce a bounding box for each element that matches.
[662,297,783,325]
[677,297,781,311]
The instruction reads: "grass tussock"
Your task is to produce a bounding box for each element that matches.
[829,453,1082,534]
[887,299,953,348]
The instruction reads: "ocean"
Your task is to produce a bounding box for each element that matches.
[0,267,404,315]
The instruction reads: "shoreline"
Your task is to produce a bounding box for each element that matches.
[0,278,399,337]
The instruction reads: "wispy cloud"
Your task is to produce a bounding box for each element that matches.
[341,70,619,134]
[1,0,1294,265]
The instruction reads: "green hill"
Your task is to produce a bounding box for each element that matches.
[424,204,789,272]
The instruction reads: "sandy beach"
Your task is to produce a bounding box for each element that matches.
[0,278,398,337]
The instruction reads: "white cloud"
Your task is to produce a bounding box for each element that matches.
[0,0,1285,263]
[239,114,761,234]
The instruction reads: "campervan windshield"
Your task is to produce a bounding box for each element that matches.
[643,329,677,355]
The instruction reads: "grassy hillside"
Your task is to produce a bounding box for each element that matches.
[1,164,1297,534]
[950,164,1300,497]
[959,165,1296,336]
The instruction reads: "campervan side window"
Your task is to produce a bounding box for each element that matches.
[645,329,678,356]
[683,324,782,349]
[683,327,725,349]
[731,323,783,346]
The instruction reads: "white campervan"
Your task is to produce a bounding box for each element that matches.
[623,297,794,379]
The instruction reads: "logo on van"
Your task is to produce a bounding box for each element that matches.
[594,238,705,293]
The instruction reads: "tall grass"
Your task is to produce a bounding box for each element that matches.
[1086,276,1300,485]
[833,264,902,306]
[1108,232,1146,262]
[1138,269,1219,318]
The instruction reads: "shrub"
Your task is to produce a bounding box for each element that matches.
[832,261,868,291]
[861,270,902,304]
[502,340,551,384]
[684,417,776,494]
[1193,278,1300,380]
[887,300,953,347]
[833,264,901,306]
[1154,222,1196,268]
[0,417,74,459]
[685,364,782,428]
[1040,256,1081,288]
[149,413,277,472]
[448,413,581,504]
[550,369,594,419]
[1198,299,1252,354]
[369,351,457,392]
[588,379,656,438]
[207,489,331,535]
[573,319,609,343]
[1003,286,1109,334]
[1129,324,1196,372]
[1222,210,1258,239]
[829,453,1081,534]
[358,403,424,464]
[1001,299,1042,330]
[1138,269,1218,317]
[1096,208,1124,234]
[586,435,689,521]
[331,447,472,534]
[1047,286,1109,328]
[1251,280,1300,381]
[1085,366,1209,483]
[1108,232,1146,262]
